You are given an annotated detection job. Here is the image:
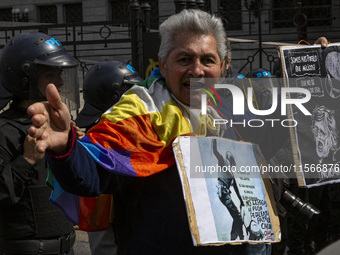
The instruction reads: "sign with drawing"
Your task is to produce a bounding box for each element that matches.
[172,136,280,245]
[280,43,340,187]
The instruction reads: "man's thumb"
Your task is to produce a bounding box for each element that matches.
[46,83,64,110]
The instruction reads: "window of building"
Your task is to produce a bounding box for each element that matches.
[110,0,129,21]
[39,5,57,23]
[272,0,331,29]
[202,0,211,13]
[65,3,83,23]
[109,0,159,29]
[148,0,159,30]
[219,0,242,30]
[0,8,12,21]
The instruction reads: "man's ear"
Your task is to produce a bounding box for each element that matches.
[223,58,231,70]
[158,58,166,77]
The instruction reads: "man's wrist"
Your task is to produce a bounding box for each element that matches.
[47,124,76,159]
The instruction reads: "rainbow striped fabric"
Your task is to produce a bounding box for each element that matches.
[47,167,112,231]
[78,77,192,177]
[49,77,193,231]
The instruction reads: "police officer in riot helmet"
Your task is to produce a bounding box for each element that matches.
[0,32,79,254]
[74,60,142,255]
[75,60,143,129]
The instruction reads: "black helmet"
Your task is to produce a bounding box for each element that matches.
[75,60,143,128]
[245,67,280,89]
[0,32,78,106]
[246,68,272,78]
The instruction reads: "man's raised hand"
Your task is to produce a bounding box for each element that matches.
[27,83,71,155]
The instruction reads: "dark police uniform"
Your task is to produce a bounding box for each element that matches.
[0,106,75,255]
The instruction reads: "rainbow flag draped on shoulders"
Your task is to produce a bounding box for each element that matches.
[79,77,192,176]
[48,77,192,231]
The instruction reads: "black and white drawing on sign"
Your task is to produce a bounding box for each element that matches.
[324,50,340,98]
[213,139,245,241]
[311,105,340,164]
[172,136,279,245]
[280,43,340,187]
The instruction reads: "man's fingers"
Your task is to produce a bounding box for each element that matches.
[25,134,36,142]
[36,140,48,153]
[27,102,47,117]
[28,125,42,139]
[28,125,50,152]
[314,36,328,48]
[28,113,49,140]
[31,113,48,128]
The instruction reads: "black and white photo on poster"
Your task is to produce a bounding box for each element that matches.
[280,43,340,187]
[172,136,280,245]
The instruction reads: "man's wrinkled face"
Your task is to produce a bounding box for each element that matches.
[159,31,224,106]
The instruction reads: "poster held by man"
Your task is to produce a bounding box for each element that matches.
[172,136,280,246]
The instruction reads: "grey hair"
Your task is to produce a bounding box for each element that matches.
[158,9,228,63]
